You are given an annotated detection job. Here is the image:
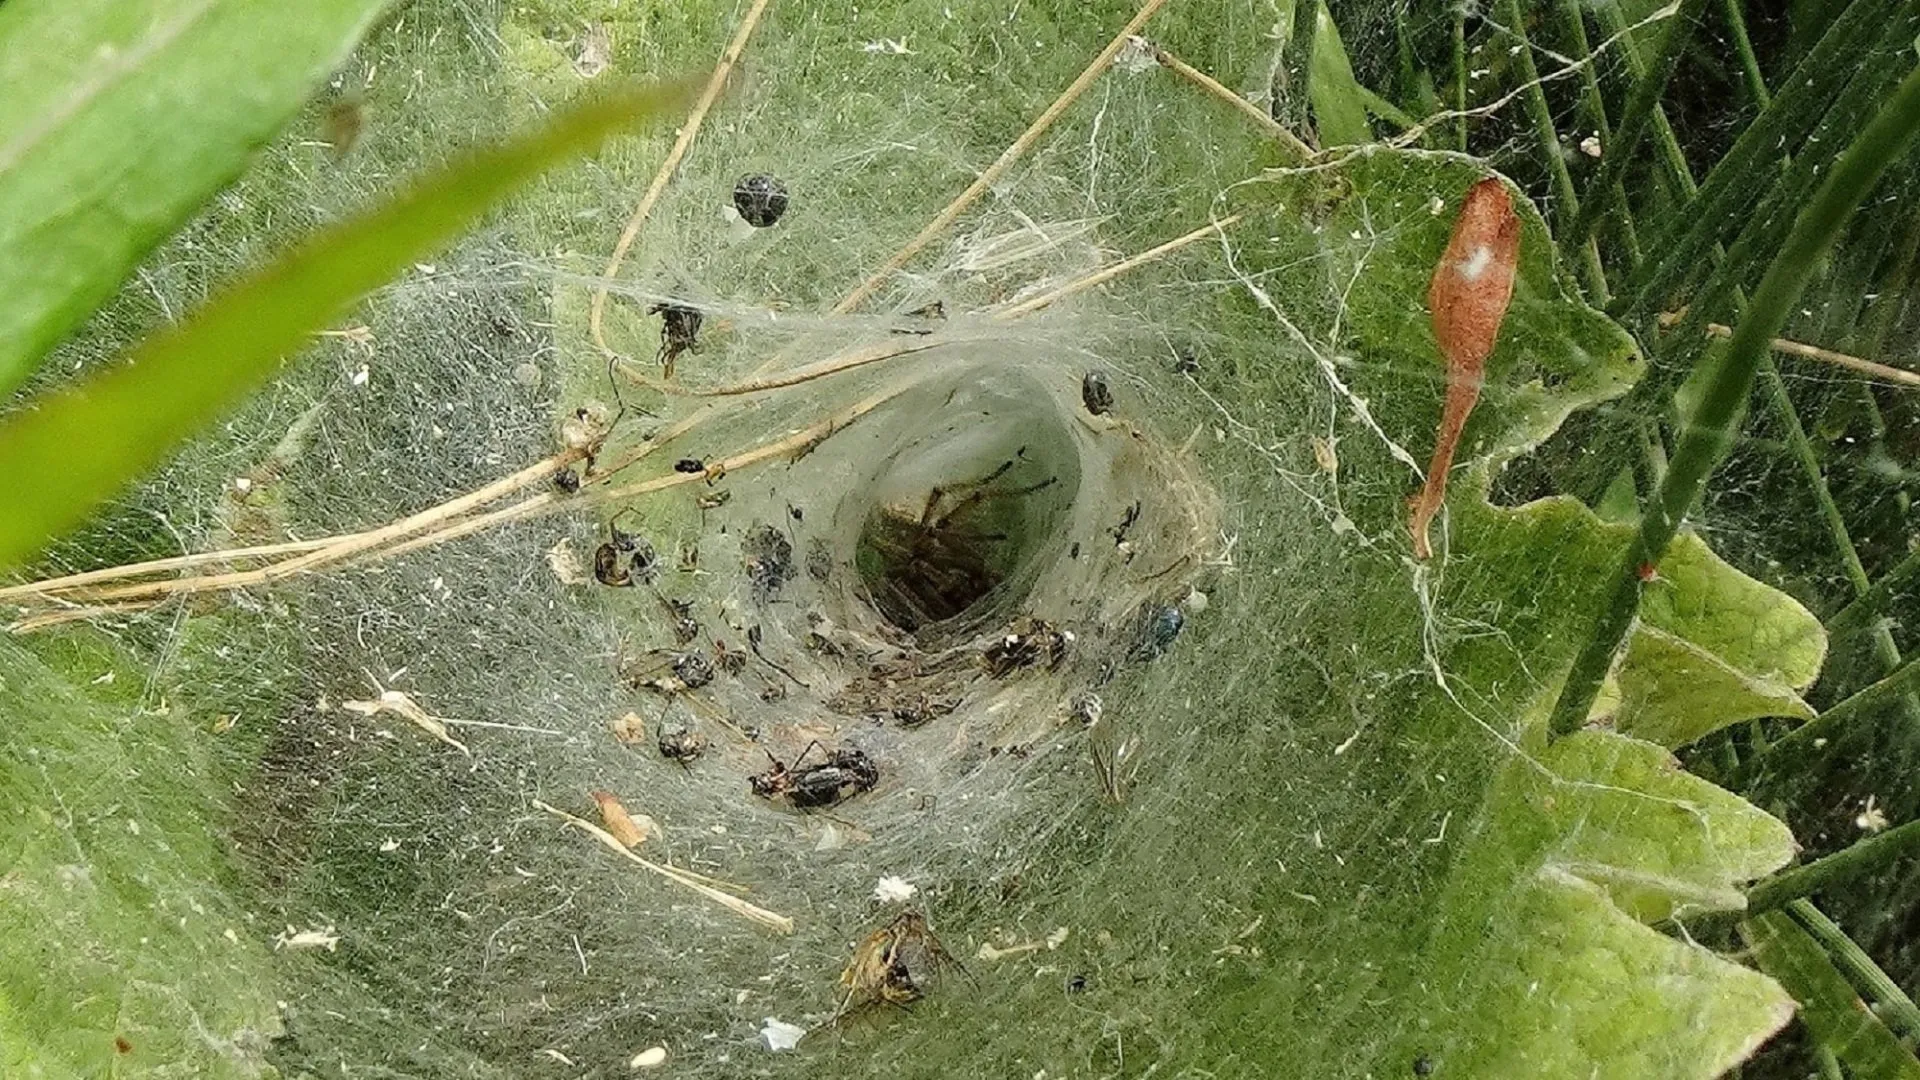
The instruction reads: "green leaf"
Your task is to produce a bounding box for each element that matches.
[0,82,685,569]
[1307,3,1374,147]
[1604,625,1816,748]
[0,637,282,1077]
[0,0,392,398]
[1745,912,1920,1080]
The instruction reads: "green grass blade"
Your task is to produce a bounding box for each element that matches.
[1744,910,1920,1079]
[0,82,686,569]
[0,0,393,398]
[1547,62,1920,737]
[1307,2,1373,147]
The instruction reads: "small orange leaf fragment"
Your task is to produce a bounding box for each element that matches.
[1409,177,1520,559]
[591,790,656,848]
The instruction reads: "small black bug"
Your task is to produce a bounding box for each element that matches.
[1174,347,1200,374]
[658,724,707,764]
[1065,974,1087,994]
[553,467,581,494]
[1412,1055,1435,1076]
[1081,370,1114,416]
[672,651,715,690]
[732,173,789,227]
[674,458,705,474]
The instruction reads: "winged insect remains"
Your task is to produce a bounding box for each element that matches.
[648,302,703,377]
[832,910,968,1021]
[749,742,878,809]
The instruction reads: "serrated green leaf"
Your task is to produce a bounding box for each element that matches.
[0,82,685,569]
[1604,624,1816,748]
[0,0,393,398]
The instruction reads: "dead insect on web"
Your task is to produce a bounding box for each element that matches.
[630,539,660,585]
[648,302,703,378]
[658,723,708,765]
[1174,347,1200,374]
[1081,370,1114,416]
[697,490,732,511]
[712,639,747,676]
[750,742,878,809]
[553,466,582,494]
[981,617,1072,677]
[593,543,633,587]
[745,523,795,602]
[674,457,705,474]
[1129,603,1184,662]
[891,300,948,336]
[671,651,715,690]
[833,910,969,1021]
[732,173,789,227]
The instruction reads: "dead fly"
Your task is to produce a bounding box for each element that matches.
[745,523,795,601]
[657,721,708,765]
[597,518,657,586]
[981,617,1072,677]
[890,300,948,336]
[1081,369,1114,416]
[832,910,969,1022]
[1174,347,1200,374]
[553,466,582,494]
[732,173,789,227]
[890,692,956,729]
[696,490,732,511]
[749,742,878,809]
[1129,603,1185,662]
[647,302,703,377]
[623,649,714,694]
[674,458,706,474]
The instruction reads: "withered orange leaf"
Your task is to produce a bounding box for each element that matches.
[1409,177,1520,559]
[591,790,655,848]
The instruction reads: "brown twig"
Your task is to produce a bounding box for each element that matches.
[831,0,1171,315]
[587,0,776,358]
[532,799,793,933]
[996,214,1246,318]
[0,536,335,603]
[1702,321,1920,388]
[1146,42,1315,160]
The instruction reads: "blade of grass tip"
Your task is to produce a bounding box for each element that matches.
[1757,650,1920,763]
[1748,818,1920,916]
[1493,0,1609,302]
[1827,547,1920,638]
[0,81,689,570]
[1553,0,1642,264]
[1546,63,1920,738]
[1452,3,1468,152]
[1720,0,1771,108]
[1305,1,1373,148]
[1785,900,1920,1045]
[1564,0,1710,257]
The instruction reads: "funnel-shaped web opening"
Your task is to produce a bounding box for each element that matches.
[850,380,1080,642]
